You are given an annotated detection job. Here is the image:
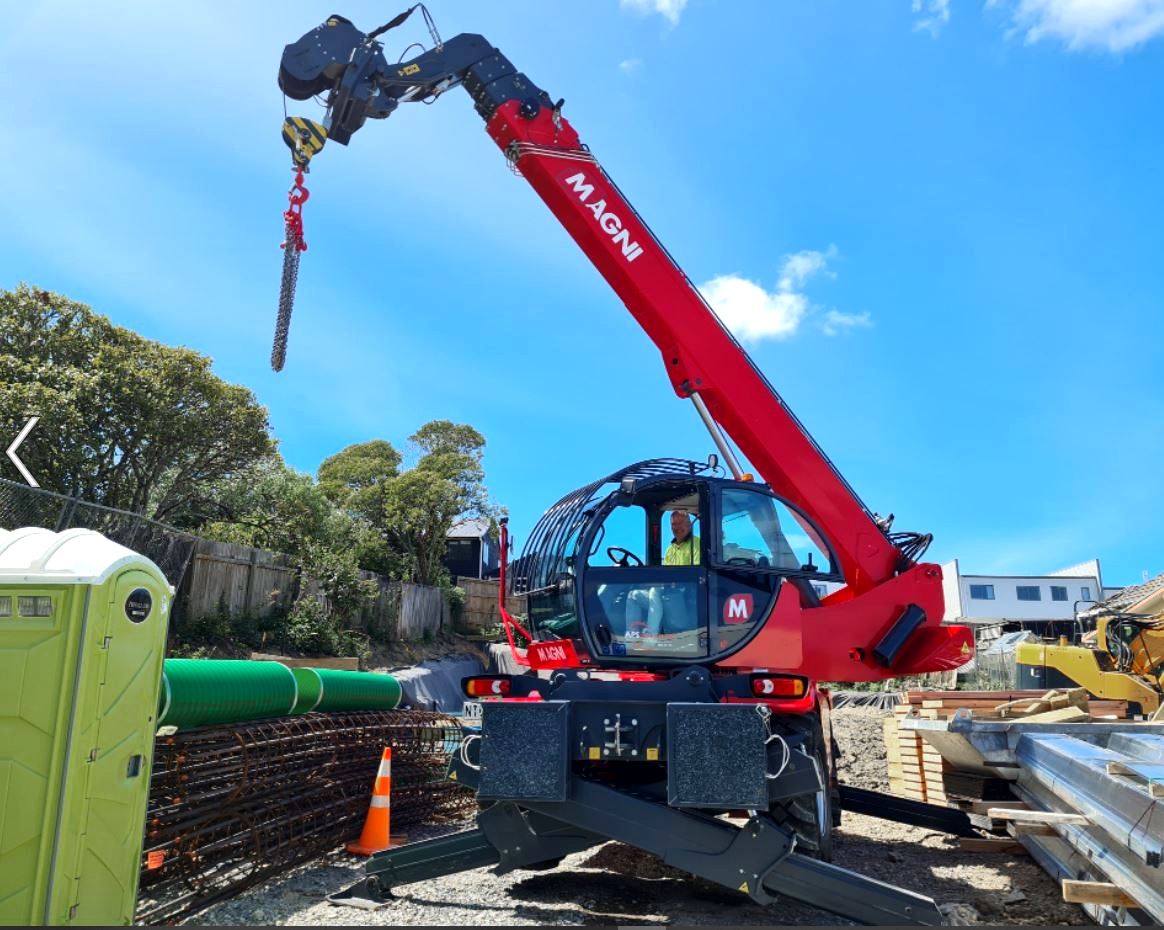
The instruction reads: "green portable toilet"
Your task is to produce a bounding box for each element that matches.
[0,527,171,926]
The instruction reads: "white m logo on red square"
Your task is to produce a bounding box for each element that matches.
[723,593,753,624]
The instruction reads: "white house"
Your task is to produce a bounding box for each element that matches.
[940,558,1115,628]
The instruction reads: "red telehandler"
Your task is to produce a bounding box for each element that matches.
[276,10,972,924]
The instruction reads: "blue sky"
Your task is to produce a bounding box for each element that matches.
[1,0,1162,586]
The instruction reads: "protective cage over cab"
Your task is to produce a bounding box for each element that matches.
[516,459,843,668]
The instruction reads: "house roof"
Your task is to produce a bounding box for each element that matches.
[448,518,491,540]
[1085,571,1164,616]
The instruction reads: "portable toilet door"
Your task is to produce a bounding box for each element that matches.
[0,528,172,926]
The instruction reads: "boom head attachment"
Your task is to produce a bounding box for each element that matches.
[279,15,550,144]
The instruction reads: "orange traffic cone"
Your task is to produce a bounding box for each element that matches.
[347,747,392,855]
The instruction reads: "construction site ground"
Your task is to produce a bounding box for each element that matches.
[183,707,1089,927]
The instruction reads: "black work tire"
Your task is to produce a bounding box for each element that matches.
[767,710,835,862]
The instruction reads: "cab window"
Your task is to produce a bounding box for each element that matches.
[718,488,828,573]
[586,503,648,567]
[580,490,707,660]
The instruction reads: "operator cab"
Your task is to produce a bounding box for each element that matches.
[519,459,843,667]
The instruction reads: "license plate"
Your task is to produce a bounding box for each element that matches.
[462,700,483,721]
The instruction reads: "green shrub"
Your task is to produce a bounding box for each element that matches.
[337,629,371,667]
[446,585,467,627]
[285,598,339,655]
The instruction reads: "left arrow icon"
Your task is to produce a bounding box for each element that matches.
[7,417,39,487]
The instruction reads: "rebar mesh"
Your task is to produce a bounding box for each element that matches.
[136,710,475,924]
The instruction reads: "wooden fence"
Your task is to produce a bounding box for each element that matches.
[457,577,528,632]
[178,540,296,621]
[347,575,447,641]
[173,539,446,642]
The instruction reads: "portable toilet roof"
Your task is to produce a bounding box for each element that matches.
[0,527,172,589]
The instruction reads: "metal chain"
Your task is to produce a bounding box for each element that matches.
[273,170,309,372]
[272,218,299,372]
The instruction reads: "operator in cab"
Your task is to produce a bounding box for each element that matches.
[662,509,700,566]
[635,509,700,642]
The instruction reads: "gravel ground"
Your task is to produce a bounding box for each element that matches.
[184,707,1088,927]
[829,706,891,792]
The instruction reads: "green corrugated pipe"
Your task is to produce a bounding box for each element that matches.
[310,668,402,713]
[291,666,324,714]
[157,660,403,729]
[158,659,298,729]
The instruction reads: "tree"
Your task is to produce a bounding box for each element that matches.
[0,285,274,518]
[317,439,402,503]
[320,421,500,585]
[195,456,367,556]
[316,440,406,576]
[379,467,466,587]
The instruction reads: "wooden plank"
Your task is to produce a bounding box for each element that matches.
[1106,760,1164,798]
[1018,706,1089,724]
[971,800,1027,814]
[883,717,901,754]
[987,809,1089,825]
[1061,880,1139,908]
[958,837,1028,855]
[1007,822,1057,837]
[906,689,1075,703]
[250,652,360,671]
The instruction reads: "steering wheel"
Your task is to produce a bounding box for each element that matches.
[607,546,644,567]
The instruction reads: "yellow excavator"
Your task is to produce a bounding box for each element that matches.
[1016,612,1164,715]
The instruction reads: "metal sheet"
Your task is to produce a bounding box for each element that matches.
[1015,733,1164,867]
[1015,780,1164,923]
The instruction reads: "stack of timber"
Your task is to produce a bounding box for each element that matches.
[886,690,1130,803]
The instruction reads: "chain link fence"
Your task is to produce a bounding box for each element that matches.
[0,477,197,588]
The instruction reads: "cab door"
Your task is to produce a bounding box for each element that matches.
[578,491,710,662]
[709,485,840,658]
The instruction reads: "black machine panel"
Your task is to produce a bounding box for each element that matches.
[478,701,570,802]
[666,703,769,809]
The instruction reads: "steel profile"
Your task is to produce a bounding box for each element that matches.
[1015,733,1164,868]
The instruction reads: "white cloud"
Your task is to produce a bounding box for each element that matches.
[912,0,952,36]
[700,247,846,343]
[619,58,644,74]
[822,310,874,336]
[778,246,837,291]
[699,275,808,342]
[619,0,688,26]
[987,0,1164,52]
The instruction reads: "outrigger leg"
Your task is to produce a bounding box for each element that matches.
[331,774,944,925]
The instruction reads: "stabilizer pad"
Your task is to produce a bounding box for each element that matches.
[478,701,570,801]
[667,703,769,809]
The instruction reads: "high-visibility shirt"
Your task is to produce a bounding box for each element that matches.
[663,535,700,566]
